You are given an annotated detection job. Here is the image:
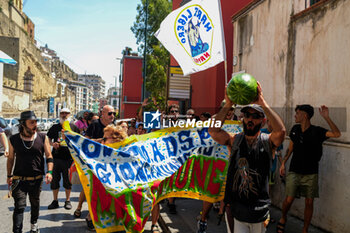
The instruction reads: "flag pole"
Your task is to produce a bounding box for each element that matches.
[224,60,228,85]
[218,0,227,85]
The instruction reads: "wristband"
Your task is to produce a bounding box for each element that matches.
[7,175,13,178]
[47,170,53,175]
[46,158,54,163]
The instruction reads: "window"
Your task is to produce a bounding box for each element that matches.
[310,0,321,6]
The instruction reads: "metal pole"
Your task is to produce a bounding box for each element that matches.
[142,0,149,101]
[113,76,117,110]
[116,58,122,118]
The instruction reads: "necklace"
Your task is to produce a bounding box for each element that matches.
[20,133,37,150]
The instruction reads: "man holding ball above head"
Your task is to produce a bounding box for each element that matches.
[208,74,286,233]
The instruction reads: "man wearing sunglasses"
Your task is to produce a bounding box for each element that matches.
[207,82,286,233]
[168,104,180,122]
[83,105,115,230]
[86,105,115,140]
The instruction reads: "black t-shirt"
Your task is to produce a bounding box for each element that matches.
[225,133,272,223]
[289,124,328,174]
[10,133,46,176]
[47,123,72,161]
[86,119,107,139]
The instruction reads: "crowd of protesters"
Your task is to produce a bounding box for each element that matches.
[1,83,341,233]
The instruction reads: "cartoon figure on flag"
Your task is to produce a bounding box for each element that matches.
[155,0,225,76]
[187,18,209,57]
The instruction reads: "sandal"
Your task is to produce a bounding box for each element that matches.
[276,221,286,233]
[151,224,160,233]
[73,209,81,218]
[217,213,224,225]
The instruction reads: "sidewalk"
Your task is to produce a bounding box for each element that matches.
[157,198,327,233]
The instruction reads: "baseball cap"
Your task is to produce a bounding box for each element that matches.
[60,108,71,113]
[241,104,265,118]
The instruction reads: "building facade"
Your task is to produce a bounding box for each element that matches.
[119,53,143,119]
[99,98,108,112]
[107,87,120,112]
[68,80,93,113]
[78,74,106,102]
[231,0,350,232]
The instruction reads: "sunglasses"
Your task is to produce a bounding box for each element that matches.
[170,110,179,113]
[108,112,116,116]
[243,112,263,119]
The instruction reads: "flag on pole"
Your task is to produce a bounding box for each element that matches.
[155,0,225,76]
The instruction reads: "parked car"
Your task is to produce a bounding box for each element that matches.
[5,118,20,135]
[0,116,12,156]
[0,117,12,137]
[38,118,50,131]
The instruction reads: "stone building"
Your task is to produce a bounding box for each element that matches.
[0,0,78,117]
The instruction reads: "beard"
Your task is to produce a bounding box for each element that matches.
[243,121,262,136]
[60,116,69,124]
[24,125,37,136]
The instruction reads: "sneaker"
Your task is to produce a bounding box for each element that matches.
[168,203,177,214]
[48,200,59,209]
[197,220,207,233]
[86,218,95,231]
[30,223,39,233]
[64,200,72,210]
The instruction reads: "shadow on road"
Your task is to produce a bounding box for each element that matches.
[38,220,87,233]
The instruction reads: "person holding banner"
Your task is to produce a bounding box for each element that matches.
[78,105,115,230]
[47,108,77,210]
[208,82,286,233]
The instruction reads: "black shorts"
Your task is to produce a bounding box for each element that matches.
[51,158,73,190]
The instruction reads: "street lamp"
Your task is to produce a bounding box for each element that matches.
[113,76,118,110]
[142,0,149,101]
[116,57,122,118]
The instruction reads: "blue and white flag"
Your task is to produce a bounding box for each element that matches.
[155,0,225,76]
[0,50,17,65]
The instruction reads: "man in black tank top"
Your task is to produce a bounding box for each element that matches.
[7,111,54,233]
[208,82,286,233]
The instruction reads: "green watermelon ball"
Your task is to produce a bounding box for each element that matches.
[227,73,258,105]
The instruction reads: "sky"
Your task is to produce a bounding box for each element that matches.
[23,0,140,90]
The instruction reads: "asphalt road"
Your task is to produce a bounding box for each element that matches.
[0,154,94,233]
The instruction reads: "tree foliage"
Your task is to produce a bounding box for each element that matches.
[131,0,172,111]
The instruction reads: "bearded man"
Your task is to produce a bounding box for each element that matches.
[7,111,53,233]
[47,108,78,210]
[206,83,286,233]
